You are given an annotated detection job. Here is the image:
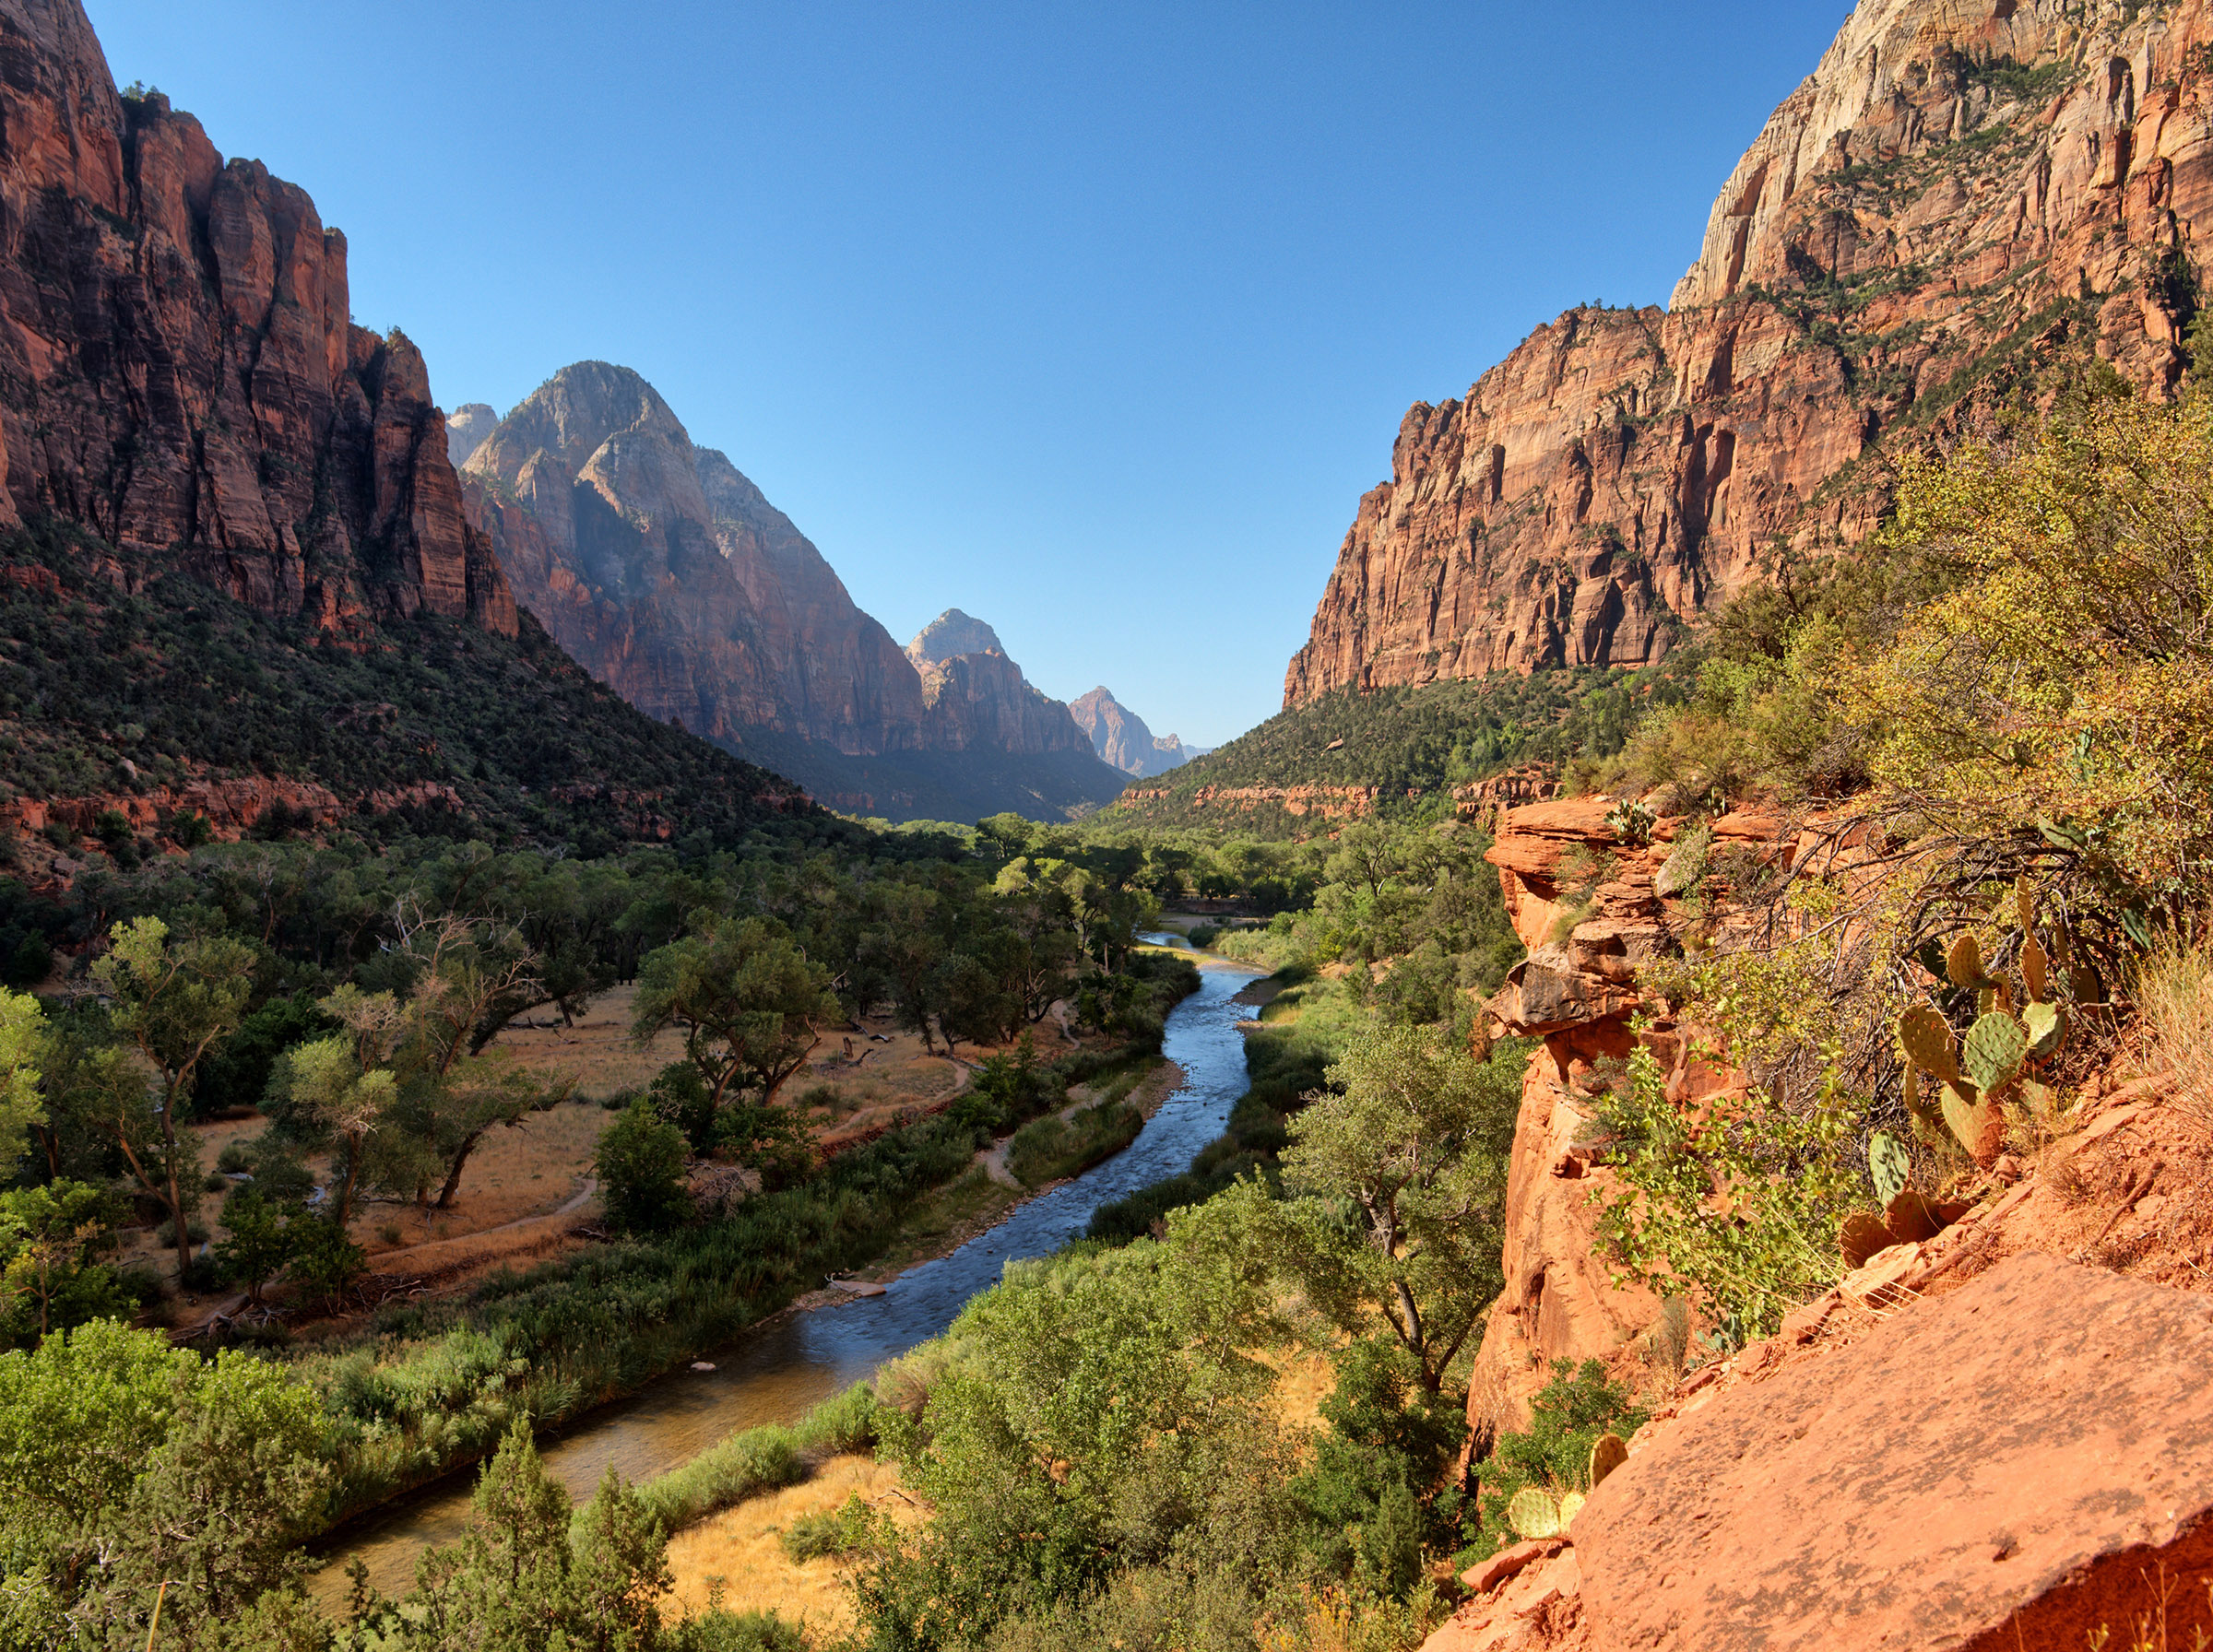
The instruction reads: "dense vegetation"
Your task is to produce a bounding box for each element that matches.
[14,362,2213,1651]
[1109,661,1700,835]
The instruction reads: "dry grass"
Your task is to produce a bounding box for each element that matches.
[2138,938,2213,1139]
[662,1454,914,1636]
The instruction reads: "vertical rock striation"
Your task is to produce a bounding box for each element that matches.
[1286,0,2213,705]
[0,0,514,635]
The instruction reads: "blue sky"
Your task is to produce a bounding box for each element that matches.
[84,1,1845,749]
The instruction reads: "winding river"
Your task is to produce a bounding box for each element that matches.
[314,941,1263,1601]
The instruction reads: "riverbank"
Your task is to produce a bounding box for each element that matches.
[314,951,1260,1603]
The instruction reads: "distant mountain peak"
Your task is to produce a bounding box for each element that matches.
[446,403,500,469]
[1070,686,1209,778]
[906,608,1005,669]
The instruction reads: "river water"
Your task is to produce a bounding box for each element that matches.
[314,942,1262,1600]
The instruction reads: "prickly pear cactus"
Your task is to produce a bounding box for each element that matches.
[1589,1434,1629,1490]
[1507,1486,1563,1540]
[1557,1491,1587,1528]
[2021,1000,2066,1060]
[2022,934,2051,1004]
[1868,1131,1911,1207]
[1964,1013,2028,1093]
[1941,1080,2000,1164]
[1898,1005,1962,1082]
[1946,934,1993,991]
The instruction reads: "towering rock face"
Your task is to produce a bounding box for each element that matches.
[1285,0,2213,706]
[906,608,1003,668]
[460,365,1125,817]
[445,404,498,469]
[463,362,929,755]
[0,0,515,636]
[1069,686,1210,777]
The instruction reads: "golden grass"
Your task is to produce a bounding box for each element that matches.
[662,1454,913,1636]
[2139,938,2213,1139]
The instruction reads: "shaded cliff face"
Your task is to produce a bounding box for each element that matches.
[460,365,1126,817]
[0,0,513,636]
[1069,686,1207,777]
[463,361,929,756]
[1286,0,2213,706]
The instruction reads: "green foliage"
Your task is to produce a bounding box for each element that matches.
[0,519,811,851]
[213,1191,304,1308]
[632,1422,802,1533]
[192,993,334,1120]
[1005,1099,1142,1188]
[633,914,840,1107]
[289,1218,367,1312]
[0,1319,330,1648]
[1595,1041,1866,1339]
[779,1493,875,1563]
[0,985,43,1174]
[0,1180,129,1346]
[1267,1023,1527,1392]
[1472,1360,1646,1560]
[596,1099,694,1234]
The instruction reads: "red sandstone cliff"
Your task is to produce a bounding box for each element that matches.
[1286,0,2213,704]
[0,0,513,635]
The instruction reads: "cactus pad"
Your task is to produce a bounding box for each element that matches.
[2022,935,2051,1005]
[1964,1012,2028,1093]
[1589,1434,1629,1490]
[1947,933,1991,990]
[1869,1131,1911,1207]
[1941,1081,2000,1163]
[1507,1486,1562,1540]
[2022,1000,2065,1061]
[1557,1491,1587,1528]
[2016,875,2036,936]
[1898,1005,1961,1082]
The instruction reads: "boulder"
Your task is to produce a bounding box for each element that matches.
[1574,1253,2213,1650]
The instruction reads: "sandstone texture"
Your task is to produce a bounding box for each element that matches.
[1586,1254,2213,1650]
[459,364,1122,819]
[1287,0,2213,704]
[1069,686,1209,777]
[0,0,513,635]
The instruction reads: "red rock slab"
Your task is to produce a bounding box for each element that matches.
[1574,1252,2213,1651]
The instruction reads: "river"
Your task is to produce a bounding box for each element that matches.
[314,940,1263,1600]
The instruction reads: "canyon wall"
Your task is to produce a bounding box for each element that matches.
[1069,685,1209,778]
[1286,0,2213,705]
[0,0,514,636]
[460,367,1123,818]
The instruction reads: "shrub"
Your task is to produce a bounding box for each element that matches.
[2138,937,2213,1140]
[290,1218,366,1310]
[596,1099,692,1233]
[1472,1360,1646,1560]
[631,1423,803,1533]
[778,1493,874,1563]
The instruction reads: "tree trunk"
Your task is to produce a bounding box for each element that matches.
[160,1087,192,1279]
[434,1128,489,1210]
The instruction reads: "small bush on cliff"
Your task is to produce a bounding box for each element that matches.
[1471,1360,1646,1561]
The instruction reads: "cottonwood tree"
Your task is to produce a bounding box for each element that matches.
[633,914,839,1107]
[89,917,254,1277]
[0,987,42,1174]
[1264,1022,1522,1394]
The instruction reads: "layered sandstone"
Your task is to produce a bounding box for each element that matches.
[1287,0,2213,703]
[1069,686,1209,777]
[0,0,514,635]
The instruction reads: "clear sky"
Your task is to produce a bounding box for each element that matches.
[83,1,1846,749]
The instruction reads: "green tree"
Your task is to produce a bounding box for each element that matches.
[213,1191,300,1309]
[91,916,254,1276]
[0,985,44,1175]
[0,1180,125,1346]
[0,1319,329,1647]
[1267,1023,1523,1393]
[633,915,838,1108]
[595,1100,692,1233]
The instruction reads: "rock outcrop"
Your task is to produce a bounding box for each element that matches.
[906,608,1004,669]
[1430,1252,2213,1650]
[445,403,498,468]
[458,365,1123,820]
[1286,0,2213,705]
[1069,687,1209,777]
[0,0,514,636]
